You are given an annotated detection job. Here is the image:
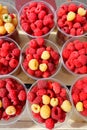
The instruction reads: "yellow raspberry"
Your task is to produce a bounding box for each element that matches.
[4,23,15,33]
[67,11,76,21]
[12,17,18,27]
[61,100,72,112]
[5,106,16,115]
[28,59,39,70]
[0,19,3,26]
[0,100,2,108]
[0,26,6,35]
[39,63,47,72]
[41,51,50,60]
[78,7,86,16]
[40,105,51,119]
[31,104,40,113]
[50,98,58,107]
[76,102,83,112]
[42,95,50,105]
[0,4,3,12]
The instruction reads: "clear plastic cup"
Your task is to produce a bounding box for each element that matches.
[21,39,61,80]
[27,78,72,128]
[18,0,56,39]
[61,36,87,76]
[0,37,21,76]
[56,1,87,44]
[70,75,87,122]
[0,75,27,125]
[0,1,18,38]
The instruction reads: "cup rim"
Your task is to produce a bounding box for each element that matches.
[0,74,27,125]
[20,38,62,80]
[56,0,87,38]
[27,78,73,128]
[18,0,56,38]
[0,36,21,77]
[61,36,87,76]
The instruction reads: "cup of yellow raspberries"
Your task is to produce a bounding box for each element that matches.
[27,78,72,129]
[0,2,18,37]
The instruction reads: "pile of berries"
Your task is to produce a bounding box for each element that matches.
[27,79,72,129]
[0,38,20,75]
[71,76,87,117]
[62,39,87,74]
[20,1,55,37]
[22,38,60,78]
[57,3,87,36]
[0,77,26,120]
[0,3,18,36]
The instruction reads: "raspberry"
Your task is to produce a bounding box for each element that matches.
[57,19,64,28]
[27,13,37,23]
[33,96,42,104]
[0,39,4,47]
[9,59,18,68]
[2,97,11,109]
[16,105,22,115]
[29,39,38,48]
[51,107,61,120]
[29,2,37,8]
[75,14,83,23]
[18,90,26,101]
[81,109,87,116]
[0,48,9,57]
[69,51,79,59]
[47,89,54,98]
[36,89,46,96]
[21,22,30,33]
[33,54,40,60]
[72,93,79,104]
[35,20,43,29]
[31,86,38,93]
[51,51,59,60]
[9,90,17,101]
[12,48,20,57]
[36,37,44,46]
[42,27,49,34]
[27,91,36,102]
[2,112,10,120]
[0,88,7,98]
[0,80,6,88]
[60,88,66,98]
[28,48,36,55]
[36,47,45,56]
[70,28,76,36]
[32,112,45,123]
[73,22,81,28]
[57,8,66,17]
[65,21,73,30]
[2,42,10,50]
[26,54,33,61]
[38,10,46,20]
[76,28,84,35]
[30,23,36,30]
[6,81,15,91]
[83,100,87,109]
[0,58,9,66]
[27,68,35,76]
[52,82,61,94]
[34,28,43,36]
[45,118,54,129]
[79,49,86,55]
[83,23,87,31]
[43,15,53,26]
[73,59,82,68]
[48,63,55,72]
[37,80,48,89]
[0,110,3,119]
[63,27,69,34]
[61,4,68,13]
[57,97,63,106]
[83,42,87,48]
[42,71,50,78]
[62,49,71,59]
[35,70,42,77]
[79,92,87,101]
[68,3,77,12]
[78,55,87,65]
[47,81,53,89]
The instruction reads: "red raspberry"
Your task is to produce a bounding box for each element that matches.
[66,42,75,51]
[36,47,45,56]
[83,100,87,109]
[83,42,87,48]
[26,54,33,61]
[47,89,54,98]
[2,42,10,50]
[9,59,18,68]
[57,8,66,17]
[73,59,82,68]
[27,13,37,23]
[34,28,43,36]
[12,48,20,57]
[83,23,87,31]
[51,51,59,60]
[62,49,71,59]
[76,28,84,35]
[38,10,46,20]
[0,80,6,88]
[0,48,9,57]
[31,85,38,93]
[21,22,30,33]
[2,112,10,120]
[35,20,43,29]
[29,2,37,8]
[75,14,83,23]
[29,39,38,48]
[36,89,46,96]
[0,58,9,66]
[74,41,83,50]
[16,105,22,115]
[79,49,86,55]
[0,39,4,47]
[30,23,36,30]
[43,15,53,26]
[27,92,36,102]
[61,15,67,22]
[28,48,36,55]
[70,28,76,36]
[73,22,81,28]
[48,63,55,72]
[32,112,45,123]
[79,92,87,101]
[78,55,87,65]
[52,82,61,94]
[0,88,7,98]
[18,90,26,101]
[23,60,28,70]
[68,3,77,12]
[45,118,54,129]
[0,110,3,119]
[47,81,53,89]
[69,51,79,59]
[42,27,49,34]
[9,90,17,101]
[36,37,44,46]
[60,88,66,98]
[2,97,11,109]
[37,80,48,89]
[43,71,50,78]
[63,27,69,34]
[35,70,42,77]
[61,4,68,13]
[81,109,87,116]
[6,81,15,91]
[65,21,73,30]
[51,107,62,120]
[72,93,79,104]
[57,19,64,28]
[78,66,87,74]
[33,96,42,104]
[33,54,40,60]
[27,68,35,76]
[57,96,63,106]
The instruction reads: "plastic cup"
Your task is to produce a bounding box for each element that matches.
[56,1,87,45]
[18,0,56,39]
[0,37,21,76]
[21,39,61,80]
[61,36,87,76]
[27,78,72,128]
[70,75,87,122]
[0,1,18,39]
[0,75,27,125]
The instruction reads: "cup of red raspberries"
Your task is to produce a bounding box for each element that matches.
[19,1,56,38]
[70,76,87,121]
[0,75,27,125]
[27,78,72,129]
[62,36,87,75]
[57,1,87,39]
[21,37,61,79]
[0,37,21,75]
